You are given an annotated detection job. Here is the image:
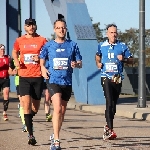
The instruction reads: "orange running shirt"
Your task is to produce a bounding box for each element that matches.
[13,34,47,77]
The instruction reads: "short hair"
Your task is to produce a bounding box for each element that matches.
[25,18,36,25]
[106,24,117,30]
[53,19,67,28]
[0,44,5,49]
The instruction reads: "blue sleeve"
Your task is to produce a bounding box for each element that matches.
[40,43,48,59]
[122,44,132,58]
[96,44,102,56]
[73,43,82,61]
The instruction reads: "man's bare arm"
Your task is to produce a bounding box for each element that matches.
[95,55,102,69]
[40,58,45,67]
[40,59,49,79]
[12,49,20,68]
[12,49,18,61]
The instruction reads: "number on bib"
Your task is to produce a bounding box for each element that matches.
[105,63,118,72]
[53,58,68,69]
[24,54,38,64]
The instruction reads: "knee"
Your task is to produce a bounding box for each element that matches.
[32,107,38,113]
[3,89,9,97]
[54,106,62,114]
[61,107,66,116]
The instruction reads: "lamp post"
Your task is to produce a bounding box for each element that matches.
[29,0,32,18]
[137,0,146,108]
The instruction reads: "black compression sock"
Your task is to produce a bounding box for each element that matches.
[24,114,33,136]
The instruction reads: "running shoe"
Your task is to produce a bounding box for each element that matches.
[3,113,8,121]
[109,130,117,139]
[50,139,61,150]
[103,128,117,140]
[46,113,52,122]
[28,135,37,145]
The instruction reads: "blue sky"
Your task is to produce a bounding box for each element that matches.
[22,0,150,39]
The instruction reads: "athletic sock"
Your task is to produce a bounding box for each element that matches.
[24,114,33,136]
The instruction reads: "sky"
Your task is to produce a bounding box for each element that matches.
[22,0,150,39]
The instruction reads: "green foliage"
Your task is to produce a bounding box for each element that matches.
[92,22,104,43]
[47,34,55,41]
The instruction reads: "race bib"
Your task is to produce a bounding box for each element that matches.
[24,54,38,64]
[105,63,118,72]
[53,58,68,69]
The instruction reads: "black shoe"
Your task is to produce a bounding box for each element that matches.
[28,135,37,145]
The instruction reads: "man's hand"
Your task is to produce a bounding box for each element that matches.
[12,69,18,75]
[14,59,20,69]
[117,55,124,61]
[71,61,77,68]
[71,61,82,68]
[31,55,39,62]
[96,62,102,69]
[41,66,49,79]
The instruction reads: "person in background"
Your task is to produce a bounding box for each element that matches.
[43,59,52,122]
[0,44,13,121]
[95,24,133,140]
[10,55,27,132]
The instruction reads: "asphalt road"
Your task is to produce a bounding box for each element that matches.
[0,98,150,150]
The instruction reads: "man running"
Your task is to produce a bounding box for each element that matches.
[12,18,47,145]
[40,19,82,150]
[0,44,12,121]
[95,24,133,140]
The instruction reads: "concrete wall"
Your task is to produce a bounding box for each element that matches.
[121,67,150,96]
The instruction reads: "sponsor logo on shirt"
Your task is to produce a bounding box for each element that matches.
[24,44,38,49]
[56,49,65,52]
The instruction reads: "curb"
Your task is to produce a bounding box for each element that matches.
[67,102,150,121]
[9,93,150,122]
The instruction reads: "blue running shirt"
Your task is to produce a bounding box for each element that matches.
[96,40,132,79]
[40,40,82,85]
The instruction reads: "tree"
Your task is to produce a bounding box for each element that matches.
[47,34,55,41]
[118,28,139,58]
[91,19,104,43]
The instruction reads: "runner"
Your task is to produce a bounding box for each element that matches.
[40,19,82,150]
[0,44,12,121]
[95,24,133,140]
[12,18,47,145]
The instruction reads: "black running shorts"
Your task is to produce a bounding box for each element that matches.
[47,83,72,101]
[19,77,43,100]
[16,85,20,95]
[0,77,10,90]
[43,79,49,90]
